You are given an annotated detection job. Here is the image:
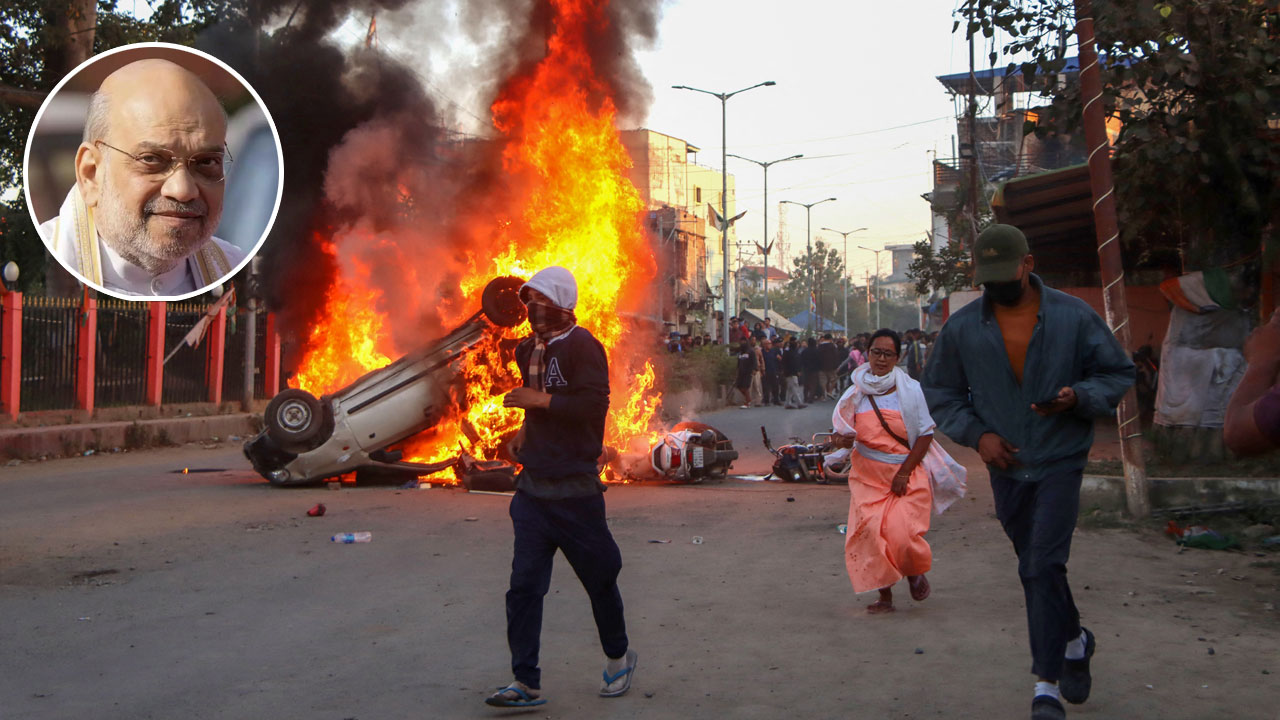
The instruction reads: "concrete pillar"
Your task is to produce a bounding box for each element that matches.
[76,296,97,412]
[206,303,227,405]
[0,291,21,419]
[146,302,165,406]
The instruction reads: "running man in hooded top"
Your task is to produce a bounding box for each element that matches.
[486,266,637,709]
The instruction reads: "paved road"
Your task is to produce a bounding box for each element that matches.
[1,422,1276,719]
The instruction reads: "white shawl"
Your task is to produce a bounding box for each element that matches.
[829,364,968,514]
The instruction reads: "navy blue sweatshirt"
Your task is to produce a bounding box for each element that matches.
[513,326,610,493]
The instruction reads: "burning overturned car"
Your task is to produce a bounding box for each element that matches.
[243,276,528,485]
[245,274,742,486]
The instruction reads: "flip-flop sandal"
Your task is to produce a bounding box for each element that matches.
[866,599,895,614]
[600,648,638,697]
[908,575,931,602]
[484,684,546,708]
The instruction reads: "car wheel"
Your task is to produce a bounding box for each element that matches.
[482,276,528,328]
[265,388,324,451]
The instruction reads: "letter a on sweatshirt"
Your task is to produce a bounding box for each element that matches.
[544,357,568,388]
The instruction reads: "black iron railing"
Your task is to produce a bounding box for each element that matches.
[20,297,79,411]
[162,302,208,404]
[95,300,148,407]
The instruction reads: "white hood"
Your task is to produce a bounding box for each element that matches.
[521,266,578,310]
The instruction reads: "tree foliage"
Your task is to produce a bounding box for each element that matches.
[958,0,1280,268]
[907,238,972,296]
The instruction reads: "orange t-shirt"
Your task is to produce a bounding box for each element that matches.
[992,292,1041,385]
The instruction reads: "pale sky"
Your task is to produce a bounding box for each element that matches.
[635,0,973,280]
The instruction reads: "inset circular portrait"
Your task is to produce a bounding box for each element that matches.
[24,42,282,301]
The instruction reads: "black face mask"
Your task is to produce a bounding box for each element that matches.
[984,280,1026,307]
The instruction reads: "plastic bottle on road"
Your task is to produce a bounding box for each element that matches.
[331,532,372,543]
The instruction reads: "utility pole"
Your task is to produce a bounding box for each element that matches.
[1073,0,1149,517]
[781,197,837,336]
[728,153,803,319]
[823,226,867,335]
[673,81,776,345]
[966,0,981,250]
[864,269,872,333]
[859,245,886,329]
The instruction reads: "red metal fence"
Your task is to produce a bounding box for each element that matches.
[0,292,282,419]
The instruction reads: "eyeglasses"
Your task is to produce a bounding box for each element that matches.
[94,141,233,184]
[868,348,898,359]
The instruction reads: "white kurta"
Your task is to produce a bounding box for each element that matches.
[38,186,247,298]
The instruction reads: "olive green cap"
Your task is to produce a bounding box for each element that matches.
[973,224,1029,285]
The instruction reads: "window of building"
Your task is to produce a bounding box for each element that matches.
[694,187,702,204]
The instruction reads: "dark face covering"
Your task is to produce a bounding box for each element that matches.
[526,301,575,338]
[983,279,1026,307]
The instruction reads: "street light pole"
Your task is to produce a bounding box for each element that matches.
[673,80,775,346]
[728,152,802,320]
[781,197,836,336]
[859,245,886,329]
[822,226,867,335]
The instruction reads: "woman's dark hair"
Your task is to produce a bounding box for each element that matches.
[869,328,901,356]
[806,337,817,348]
[739,341,751,354]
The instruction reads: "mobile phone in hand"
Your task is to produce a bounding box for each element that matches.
[1033,394,1062,408]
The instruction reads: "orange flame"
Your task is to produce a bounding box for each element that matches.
[291,0,662,476]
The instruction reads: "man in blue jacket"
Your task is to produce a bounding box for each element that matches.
[921,225,1134,720]
[487,266,637,708]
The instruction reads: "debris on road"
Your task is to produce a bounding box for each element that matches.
[465,517,479,522]
[306,504,326,517]
[648,539,670,544]
[1164,521,1241,550]
[838,524,847,535]
[331,532,372,543]
[692,536,703,545]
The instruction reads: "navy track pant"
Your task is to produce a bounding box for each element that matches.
[506,490,628,689]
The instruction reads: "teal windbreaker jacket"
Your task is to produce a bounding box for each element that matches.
[921,274,1136,482]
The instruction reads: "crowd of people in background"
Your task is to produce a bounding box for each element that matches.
[663,315,940,410]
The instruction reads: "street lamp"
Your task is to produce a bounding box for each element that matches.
[1,262,17,292]
[673,80,775,346]
[781,197,836,335]
[727,152,803,320]
[859,245,887,329]
[822,227,867,335]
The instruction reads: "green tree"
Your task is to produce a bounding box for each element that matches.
[907,237,972,296]
[958,0,1280,269]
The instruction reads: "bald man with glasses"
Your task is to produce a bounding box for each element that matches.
[38,58,245,297]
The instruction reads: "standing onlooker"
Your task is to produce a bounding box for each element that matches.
[801,337,822,403]
[728,316,743,345]
[752,322,767,342]
[733,341,756,408]
[782,337,806,409]
[818,334,841,399]
[905,329,927,380]
[490,266,637,708]
[763,318,780,343]
[922,225,1134,720]
[761,338,783,406]
[750,337,765,407]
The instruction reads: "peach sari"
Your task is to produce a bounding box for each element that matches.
[844,401,932,594]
